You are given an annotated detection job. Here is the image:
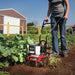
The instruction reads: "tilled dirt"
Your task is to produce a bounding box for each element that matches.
[0,46,75,75]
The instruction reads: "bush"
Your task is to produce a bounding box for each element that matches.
[0,34,36,68]
[42,27,51,34]
[66,28,72,34]
[27,27,38,34]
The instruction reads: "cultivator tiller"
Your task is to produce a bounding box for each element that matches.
[27,18,63,67]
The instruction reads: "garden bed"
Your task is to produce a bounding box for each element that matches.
[0,46,75,75]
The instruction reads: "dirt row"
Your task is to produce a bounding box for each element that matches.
[0,46,75,75]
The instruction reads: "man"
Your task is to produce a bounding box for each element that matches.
[45,0,69,57]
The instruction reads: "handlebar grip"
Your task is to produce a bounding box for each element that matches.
[43,17,64,25]
[43,20,55,25]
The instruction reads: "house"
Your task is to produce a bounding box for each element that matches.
[0,8,27,34]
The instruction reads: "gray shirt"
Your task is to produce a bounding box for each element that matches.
[48,0,65,17]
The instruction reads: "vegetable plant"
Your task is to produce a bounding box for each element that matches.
[0,34,35,68]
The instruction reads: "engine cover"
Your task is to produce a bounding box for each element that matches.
[27,44,46,56]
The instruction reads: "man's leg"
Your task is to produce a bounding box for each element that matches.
[51,17,59,55]
[59,18,68,56]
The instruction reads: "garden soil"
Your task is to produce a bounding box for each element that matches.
[0,46,75,75]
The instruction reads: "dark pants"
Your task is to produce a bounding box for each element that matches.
[51,16,68,55]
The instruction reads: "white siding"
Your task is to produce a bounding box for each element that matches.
[3,16,20,34]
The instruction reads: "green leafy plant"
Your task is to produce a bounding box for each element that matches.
[0,71,10,75]
[0,60,9,68]
[0,32,75,68]
[0,34,36,68]
[49,57,61,65]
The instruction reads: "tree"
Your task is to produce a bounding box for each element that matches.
[27,22,34,31]
[27,22,34,26]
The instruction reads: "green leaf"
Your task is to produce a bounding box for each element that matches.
[49,57,61,65]
[27,37,34,45]
[0,62,4,68]
[3,61,9,68]
[0,71,10,75]
[12,55,18,62]
[18,53,24,62]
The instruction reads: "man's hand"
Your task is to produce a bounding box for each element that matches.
[45,17,49,22]
[64,16,68,20]
[64,0,69,20]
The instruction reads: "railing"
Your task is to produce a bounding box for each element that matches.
[0,22,25,36]
[0,22,75,36]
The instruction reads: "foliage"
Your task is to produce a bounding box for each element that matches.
[27,22,34,31]
[49,57,61,65]
[66,34,75,46]
[27,22,38,34]
[0,71,10,75]
[27,24,51,34]
[27,27,38,34]
[0,34,35,68]
[0,31,75,68]
[42,27,51,34]
[66,28,72,34]
[27,22,34,26]
[0,61,9,68]
[24,33,75,47]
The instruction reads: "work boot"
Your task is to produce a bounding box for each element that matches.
[63,53,68,57]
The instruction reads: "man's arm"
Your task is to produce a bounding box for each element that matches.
[46,2,51,21]
[64,0,69,20]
